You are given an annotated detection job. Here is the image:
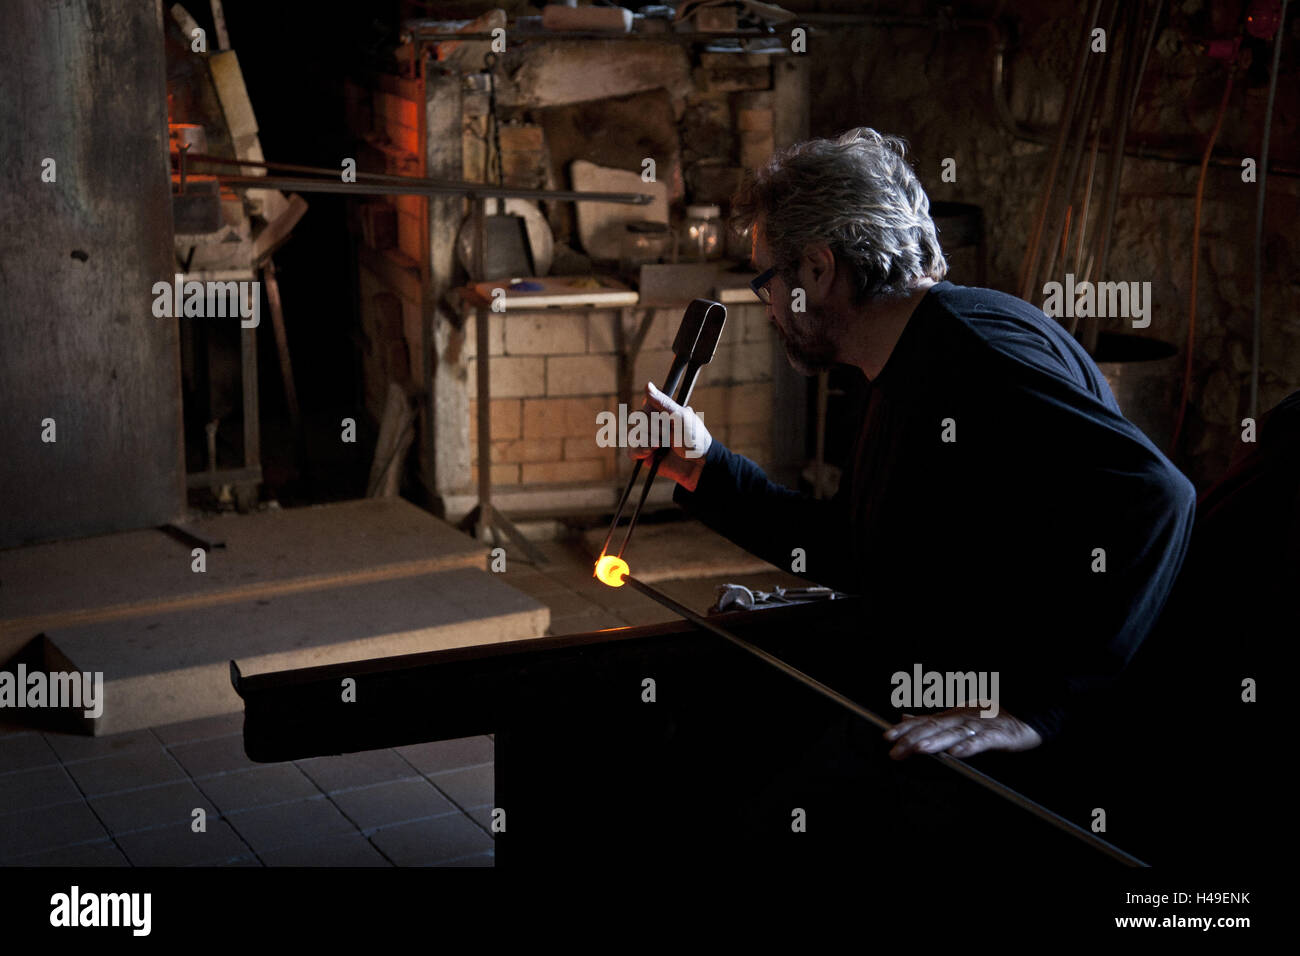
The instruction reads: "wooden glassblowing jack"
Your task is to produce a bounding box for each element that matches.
[597,298,727,570]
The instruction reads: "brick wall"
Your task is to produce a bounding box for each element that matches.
[467,304,776,490]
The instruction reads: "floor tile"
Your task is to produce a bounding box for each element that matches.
[427,764,494,809]
[206,856,264,866]
[430,850,494,867]
[225,796,357,854]
[89,780,217,835]
[7,839,130,867]
[0,719,37,738]
[150,713,242,746]
[295,749,417,793]
[330,778,456,831]
[62,747,186,797]
[466,804,497,835]
[0,764,82,813]
[42,728,159,764]
[168,734,257,778]
[368,813,494,866]
[0,802,108,860]
[115,819,250,866]
[194,764,319,815]
[395,736,493,775]
[261,832,391,867]
[0,732,59,773]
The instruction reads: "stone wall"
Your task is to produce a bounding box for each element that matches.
[803,0,1298,488]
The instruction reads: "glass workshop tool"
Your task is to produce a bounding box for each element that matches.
[595,299,727,580]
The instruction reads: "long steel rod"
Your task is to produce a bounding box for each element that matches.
[404,29,802,43]
[621,574,1147,866]
[183,152,653,203]
[211,173,651,204]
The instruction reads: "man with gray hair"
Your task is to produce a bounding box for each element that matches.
[634,128,1195,766]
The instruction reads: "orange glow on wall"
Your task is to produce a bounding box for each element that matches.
[594,554,630,588]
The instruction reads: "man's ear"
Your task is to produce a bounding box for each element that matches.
[802,244,836,298]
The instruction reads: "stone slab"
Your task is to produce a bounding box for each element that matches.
[0,499,488,662]
[41,569,549,736]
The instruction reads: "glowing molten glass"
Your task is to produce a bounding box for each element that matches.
[594,554,630,588]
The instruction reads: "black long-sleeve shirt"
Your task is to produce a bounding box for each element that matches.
[674,281,1197,741]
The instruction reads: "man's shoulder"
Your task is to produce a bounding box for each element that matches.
[922,281,1061,338]
[918,281,1100,388]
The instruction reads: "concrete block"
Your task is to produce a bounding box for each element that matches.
[688,385,729,426]
[563,436,607,460]
[709,341,772,384]
[505,313,586,355]
[493,438,565,463]
[469,398,521,440]
[467,356,546,399]
[587,311,619,353]
[520,460,607,483]
[522,396,614,439]
[634,348,677,392]
[470,463,520,486]
[730,382,773,424]
[546,355,617,397]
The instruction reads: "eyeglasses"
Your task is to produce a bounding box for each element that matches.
[750,266,776,304]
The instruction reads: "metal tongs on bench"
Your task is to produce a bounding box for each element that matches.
[598,298,727,563]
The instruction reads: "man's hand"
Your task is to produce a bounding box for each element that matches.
[883,707,1043,760]
[629,381,713,492]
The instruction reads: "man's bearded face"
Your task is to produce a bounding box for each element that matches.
[754,225,839,375]
[770,285,838,375]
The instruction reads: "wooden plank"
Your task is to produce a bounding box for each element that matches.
[0,498,488,661]
[44,568,549,735]
[0,0,184,550]
[209,50,258,140]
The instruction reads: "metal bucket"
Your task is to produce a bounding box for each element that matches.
[1094,333,1180,452]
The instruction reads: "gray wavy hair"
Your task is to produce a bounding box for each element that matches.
[731,127,948,302]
